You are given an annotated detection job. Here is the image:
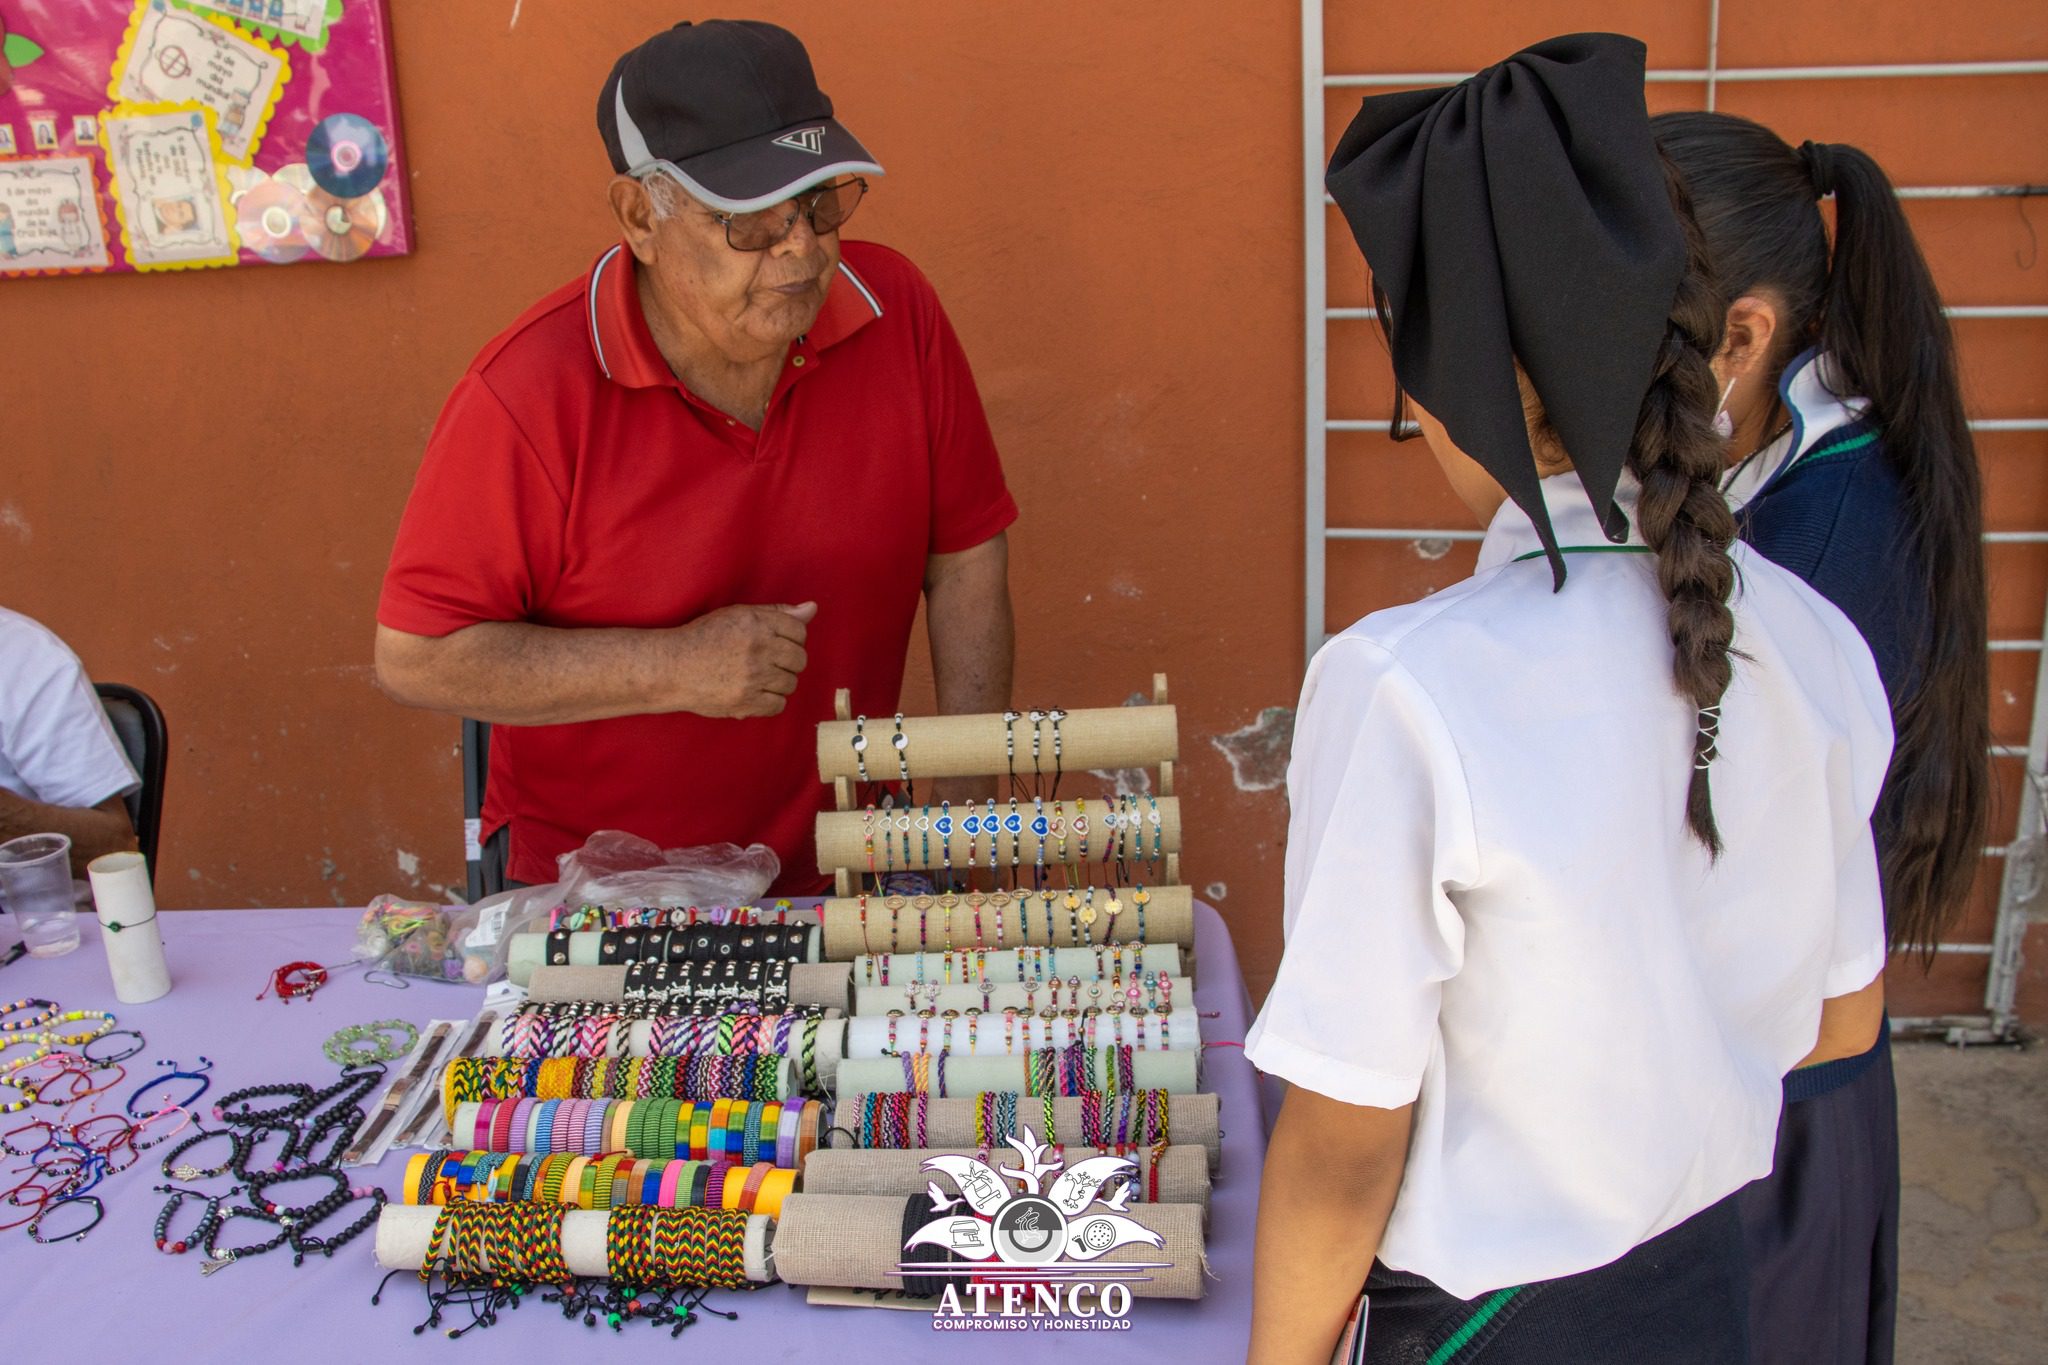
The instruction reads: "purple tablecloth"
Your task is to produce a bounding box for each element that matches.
[6,902,1261,1360]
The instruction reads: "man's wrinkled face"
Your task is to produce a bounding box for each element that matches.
[640,176,841,362]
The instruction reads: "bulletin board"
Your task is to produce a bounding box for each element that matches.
[0,0,411,276]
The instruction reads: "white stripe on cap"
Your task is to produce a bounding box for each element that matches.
[614,76,657,173]
[588,243,622,379]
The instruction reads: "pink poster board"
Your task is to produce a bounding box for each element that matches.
[0,0,412,275]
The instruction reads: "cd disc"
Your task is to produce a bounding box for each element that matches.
[301,186,388,263]
[306,113,390,198]
[235,180,311,263]
[272,162,318,197]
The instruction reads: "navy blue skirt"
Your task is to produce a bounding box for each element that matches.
[1735,1032,1900,1365]
[1360,1193,1751,1363]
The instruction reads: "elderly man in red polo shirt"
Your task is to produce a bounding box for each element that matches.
[374,21,1016,895]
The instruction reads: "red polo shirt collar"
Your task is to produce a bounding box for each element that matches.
[583,242,884,391]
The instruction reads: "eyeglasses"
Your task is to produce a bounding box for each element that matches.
[704,176,868,252]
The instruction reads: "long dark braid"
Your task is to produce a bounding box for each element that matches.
[1628,157,1740,854]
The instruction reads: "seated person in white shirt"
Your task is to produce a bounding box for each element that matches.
[1245,36,1892,1365]
[0,607,140,877]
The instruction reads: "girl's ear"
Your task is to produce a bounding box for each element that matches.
[1713,293,1782,386]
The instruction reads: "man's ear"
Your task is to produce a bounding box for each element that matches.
[608,176,659,262]
[1716,293,1782,386]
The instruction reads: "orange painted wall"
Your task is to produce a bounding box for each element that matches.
[3,2,2042,1018]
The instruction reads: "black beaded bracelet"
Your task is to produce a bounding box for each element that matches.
[213,1081,316,1126]
[154,1183,238,1255]
[247,1166,351,1219]
[292,1188,385,1264]
[81,1028,147,1068]
[202,1205,292,1273]
[162,1126,245,1182]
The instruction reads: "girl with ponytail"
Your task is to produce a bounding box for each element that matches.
[1247,38,1895,1364]
[1656,110,1991,1365]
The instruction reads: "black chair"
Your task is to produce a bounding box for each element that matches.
[94,683,167,885]
[461,718,507,901]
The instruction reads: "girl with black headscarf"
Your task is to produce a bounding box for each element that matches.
[1652,113,1991,1365]
[1244,35,1896,1363]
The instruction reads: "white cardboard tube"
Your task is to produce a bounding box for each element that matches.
[372,1204,775,1282]
[843,1007,1200,1058]
[87,852,169,1004]
[852,945,1183,987]
[854,976,1193,1018]
[835,1048,1199,1096]
[483,1017,846,1092]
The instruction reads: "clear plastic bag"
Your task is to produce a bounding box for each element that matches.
[355,895,476,983]
[470,830,780,985]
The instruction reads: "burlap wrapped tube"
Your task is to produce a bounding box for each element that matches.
[800,1144,1211,1215]
[774,1193,1206,1299]
[829,1092,1221,1170]
[818,887,1194,957]
[835,1049,1198,1099]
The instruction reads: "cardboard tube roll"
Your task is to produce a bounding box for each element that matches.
[87,852,170,1004]
[829,1092,1221,1169]
[843,1008,1199,1059]
[816,798,1180,874]
[484,1017,845,1093]
[442,1056,798,1126]
[373,1204,775,1283]
[817,706,1178,783]
[522,962,846,1011]
[852,945,1182,987]
[774,1194,1205,1299]
[819,886,1194,958]
[834,1048,1198,1099]
[801,1145,1211,1214]
[508,925,822,986]
[854,976,1192,1017]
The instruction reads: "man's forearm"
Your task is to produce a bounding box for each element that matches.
[925,535,1014,716]
[375,621,688,726]
[0,790,137,877]
[1250,1089,1411,1365]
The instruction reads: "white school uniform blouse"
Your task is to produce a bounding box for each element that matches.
[1244,471,1892,1299]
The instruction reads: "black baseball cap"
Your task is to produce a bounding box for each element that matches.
[598,20,883,213]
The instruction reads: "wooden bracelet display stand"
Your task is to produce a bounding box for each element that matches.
[812,679,1188,958]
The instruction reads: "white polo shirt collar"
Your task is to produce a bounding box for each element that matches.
[1723,348,1871,511]
[1475,469,1648,576]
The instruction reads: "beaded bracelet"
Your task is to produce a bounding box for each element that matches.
[37,1009,117,1046]
[0,998,58,1035]
[323,1020,419,1068]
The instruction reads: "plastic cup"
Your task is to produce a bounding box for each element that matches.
[0,833,78,957]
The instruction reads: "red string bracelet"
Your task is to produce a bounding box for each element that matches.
[258,961,330,1004]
